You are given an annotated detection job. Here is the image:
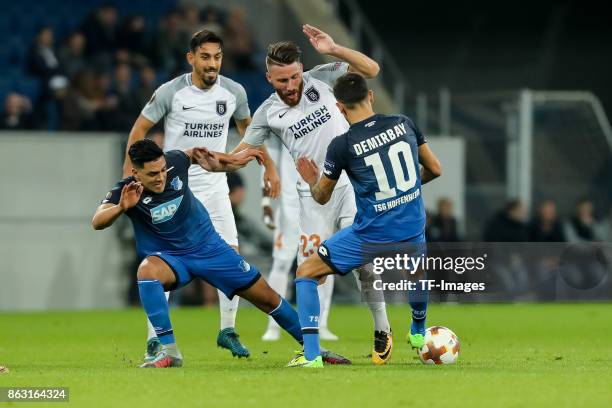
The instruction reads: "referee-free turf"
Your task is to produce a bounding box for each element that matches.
[1,304,611,407]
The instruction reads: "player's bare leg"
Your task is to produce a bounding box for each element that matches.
[137,256,183,368]
[237,277,285,314]
[216,244,250,358]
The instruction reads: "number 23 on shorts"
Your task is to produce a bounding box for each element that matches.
[300,234,321,257]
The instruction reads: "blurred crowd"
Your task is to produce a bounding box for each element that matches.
[426,197,611,243]
[1,3,259,132]
[425,196,611,301]
[481,198,611,243]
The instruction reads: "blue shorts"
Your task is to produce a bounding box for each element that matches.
[149,243,261,300]
[318,228,426,275]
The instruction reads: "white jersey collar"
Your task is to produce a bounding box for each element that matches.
[188,72,219,92]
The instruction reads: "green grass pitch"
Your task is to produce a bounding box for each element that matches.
[1,304,611,407]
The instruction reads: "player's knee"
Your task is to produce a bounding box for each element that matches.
[137,264,156,281]
[295,263,314,279]
[261,294,280,314]
[296,256,325,279]
[137,259,165,282]
[356,265,376,283]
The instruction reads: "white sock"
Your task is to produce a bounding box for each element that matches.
[219,290,239,330]
[163,343,181,358]
[318,274,335,328]
[265,257,294,330]
[366,301,390,333]
[353,268,391,333]
[147,291,171,340]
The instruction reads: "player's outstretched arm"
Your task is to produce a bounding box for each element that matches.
[418,143,442,184]
[260,139,282,229]
[187,147,264,173]
[92,182,144,230]
[123,115,156,177]
[231,140,280,198]
[296,157,337,204]
[302,24,380,78]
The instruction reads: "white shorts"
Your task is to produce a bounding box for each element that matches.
[297,184,357,265]
[273,190,300,261]
[193,191,239,247]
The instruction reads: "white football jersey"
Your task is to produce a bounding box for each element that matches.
[265,135,299,199]
[243,62,351,196]
[141,73,250,196]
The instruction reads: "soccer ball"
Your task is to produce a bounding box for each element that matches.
[418,326,460,365]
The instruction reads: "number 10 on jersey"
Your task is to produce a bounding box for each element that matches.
[364,141,417,201]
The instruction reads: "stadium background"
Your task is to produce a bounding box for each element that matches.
[0,0,610,311]
[1,2,611,407]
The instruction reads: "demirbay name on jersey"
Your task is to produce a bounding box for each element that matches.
[351,122,408,156]
[323,114,427,242]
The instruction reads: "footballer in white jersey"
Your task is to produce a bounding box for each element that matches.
[235,25,393,351]
[264,138,300,262]
[261,139,301,340]
[140,71,248,246]
[122,29,280,361]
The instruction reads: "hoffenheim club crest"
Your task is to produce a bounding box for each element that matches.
[239,260,251,273]
[171,176,183,191]
[216,100,227,116]
[305,86,320,102]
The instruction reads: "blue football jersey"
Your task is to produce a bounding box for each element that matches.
[102,150,220,257]
[323,114,427,242]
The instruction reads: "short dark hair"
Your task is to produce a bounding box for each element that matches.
[266,41,302,68]
[129,139,164,168]
[333,72,369,107]
[190,29,223,53]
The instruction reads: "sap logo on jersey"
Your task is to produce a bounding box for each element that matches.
[150,196,183,224]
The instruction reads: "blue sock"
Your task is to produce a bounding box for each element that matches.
[138,280,175,345]
[295,278,320,361]
[409,278,428,335]
[269,297,303,344]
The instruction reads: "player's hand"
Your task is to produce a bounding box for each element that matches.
[303,24,337,55]
[296,157,319,187]
[263,165,280,199]
[262,204,276,230]
[192,147,220,171]
[228,148,265,167]
[119,181,143,210]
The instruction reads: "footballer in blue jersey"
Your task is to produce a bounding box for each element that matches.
[93,139,350,368]
[289,73,441,368]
